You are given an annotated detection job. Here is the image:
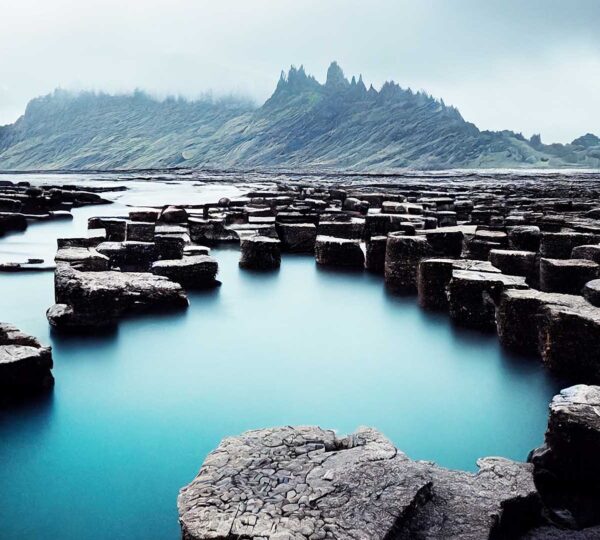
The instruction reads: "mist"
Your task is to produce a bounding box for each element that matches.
[1,0,599,143]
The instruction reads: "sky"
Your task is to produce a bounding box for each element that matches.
[0,0,598,143]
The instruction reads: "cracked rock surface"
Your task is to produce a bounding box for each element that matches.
[178,426,539,540]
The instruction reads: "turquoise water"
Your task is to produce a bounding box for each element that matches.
[0,204,559,539]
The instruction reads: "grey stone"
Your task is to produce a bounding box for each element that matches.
[47,262,187,330]
[583,279,600,307]
[315,236,364,268]
[152,255,219,288]
[385,234,434,292]
[55,247,110,271]
[540,258,599,295]
[178,426,540,540]
[448,270,528,330]
[0,323,53,399]
[239,236,281,270]
[276,223,316,253]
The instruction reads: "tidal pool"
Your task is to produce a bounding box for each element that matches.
[0,192,560,540]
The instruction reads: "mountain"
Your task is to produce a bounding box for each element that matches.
[1,62,599,171]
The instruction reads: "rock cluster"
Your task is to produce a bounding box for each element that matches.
[0,322,53,401]
[91,180,600,385]
[0,180,112,270]
[46,204,224,330]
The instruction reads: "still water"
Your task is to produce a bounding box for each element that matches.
[0,183,559,540]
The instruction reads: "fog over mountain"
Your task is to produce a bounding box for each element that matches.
[2,0,600,144]
[0,62,599,171]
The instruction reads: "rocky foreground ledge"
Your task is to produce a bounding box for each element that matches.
[0,323,53,401]
[179,386,600,539]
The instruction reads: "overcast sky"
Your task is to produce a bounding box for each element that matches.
[1,0,598,143]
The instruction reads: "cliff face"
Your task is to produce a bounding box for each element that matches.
[1,62,599,171]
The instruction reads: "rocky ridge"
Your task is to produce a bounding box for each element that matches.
[1,62,599,170]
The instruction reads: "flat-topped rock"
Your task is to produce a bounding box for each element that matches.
[417,258,500,311]
[419,228,465,258]
[571,244,600,264]
[489,249,537,279]
[47,262,187,330]
[55,247,110,271]
[540,258,599,294]
[126,221,155,242]
[540,232,600,259]
[448,270,528,330]
[88,217,127,241]
[496,289,585,355]
[385,233,434,292]
[315,236,364,268]
[317,218,364,239]
[189,217,240,244]
[178,426,540,540]
[275,223,316,253]
[0,322,53,399]
[152,256,219,288]
[538,300,600,382]
[365,235,387,273]
[239,236,281,270]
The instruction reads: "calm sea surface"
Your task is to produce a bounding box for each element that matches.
[0,176,559,539]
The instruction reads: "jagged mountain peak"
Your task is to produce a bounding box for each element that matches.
[1,61,599,170]
[325,61,349,89]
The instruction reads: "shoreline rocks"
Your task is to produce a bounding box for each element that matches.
[178,426,541,540]
[0,323,53,400]
[385,234,433,292]
[447,269,528,330]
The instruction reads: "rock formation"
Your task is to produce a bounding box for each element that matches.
[179,426,540,540]
[0,323,53,400]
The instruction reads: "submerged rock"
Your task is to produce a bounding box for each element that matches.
[0,323,53,400]
[178,426,540,540]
